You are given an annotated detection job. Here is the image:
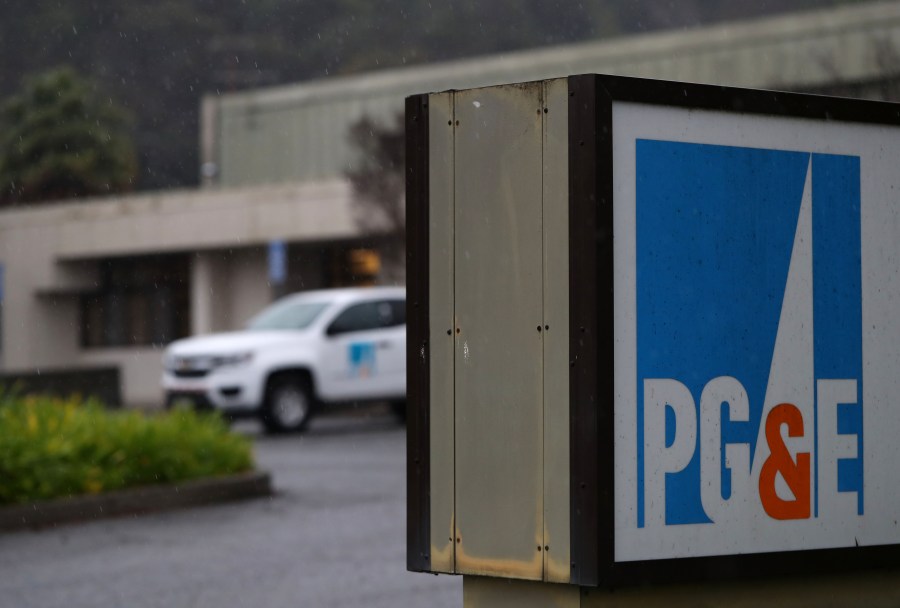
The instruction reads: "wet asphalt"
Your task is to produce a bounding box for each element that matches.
[0,409,461,608]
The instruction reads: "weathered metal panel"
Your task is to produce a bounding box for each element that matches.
[428,91,457,574]
[453,83,545,580]
[541,78,571,584]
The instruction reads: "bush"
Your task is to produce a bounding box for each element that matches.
[0,393,253,505]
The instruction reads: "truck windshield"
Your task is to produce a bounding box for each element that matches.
[247,301,329,331]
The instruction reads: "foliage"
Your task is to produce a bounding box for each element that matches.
[0,66,137,204]
[346,113,405,282]
[0,0,857,191]
[0,393,253,505]
[346,113,405,235]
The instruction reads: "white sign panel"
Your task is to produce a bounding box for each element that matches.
[612,102,900,562]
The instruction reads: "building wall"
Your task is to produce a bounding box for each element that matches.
[0,181,362,408]
[1,225,81,371]
[228,247,271,329]
[78,348,165,410]
[208,1,900,188]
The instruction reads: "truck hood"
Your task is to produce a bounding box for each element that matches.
[166,330,313,356]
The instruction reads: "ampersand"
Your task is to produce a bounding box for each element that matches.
[759,402,811,520]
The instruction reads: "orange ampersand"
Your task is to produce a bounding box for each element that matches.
[759,403,811,520]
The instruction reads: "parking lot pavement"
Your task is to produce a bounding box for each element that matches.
[0,408,462,608]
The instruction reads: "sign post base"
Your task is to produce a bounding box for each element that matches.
[464,569,900,608]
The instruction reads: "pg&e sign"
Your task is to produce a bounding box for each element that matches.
[406,75,900,587]
[608,80,900,566]
[632,144,862,552]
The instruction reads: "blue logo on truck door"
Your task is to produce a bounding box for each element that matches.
[635,140,863,528]
[349,342,376,378]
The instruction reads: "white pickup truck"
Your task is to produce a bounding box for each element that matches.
[162,286,406,433]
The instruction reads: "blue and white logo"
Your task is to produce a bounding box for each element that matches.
[349,342,377,378]
[635,140,863,531]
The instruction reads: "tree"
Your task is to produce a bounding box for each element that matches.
[0,66,137,205]
[346,113,405,283]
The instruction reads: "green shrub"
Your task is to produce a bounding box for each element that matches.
[0,393,253,505]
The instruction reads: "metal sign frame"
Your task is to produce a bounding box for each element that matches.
[407,74,900,588]
[569,74,900,587]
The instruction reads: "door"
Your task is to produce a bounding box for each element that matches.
[319,298,406,401]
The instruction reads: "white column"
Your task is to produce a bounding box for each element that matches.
[191,253,214,336]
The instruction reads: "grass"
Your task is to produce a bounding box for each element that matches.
[0,393,254,505]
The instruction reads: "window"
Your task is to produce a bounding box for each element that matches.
[80,255,190,348]
[326,299,404,336]
[247,301,328,331]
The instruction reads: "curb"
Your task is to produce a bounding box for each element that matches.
[0,470,273,532]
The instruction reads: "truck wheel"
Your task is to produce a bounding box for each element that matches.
[262,376,313,433]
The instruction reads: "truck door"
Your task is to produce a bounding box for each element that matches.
[319,299,405,401]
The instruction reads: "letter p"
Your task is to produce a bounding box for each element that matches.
[643,379,697,528]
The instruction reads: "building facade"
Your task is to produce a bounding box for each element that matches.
[204,1,900,188]
[3,1,900,408]
[0,180,383,407]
